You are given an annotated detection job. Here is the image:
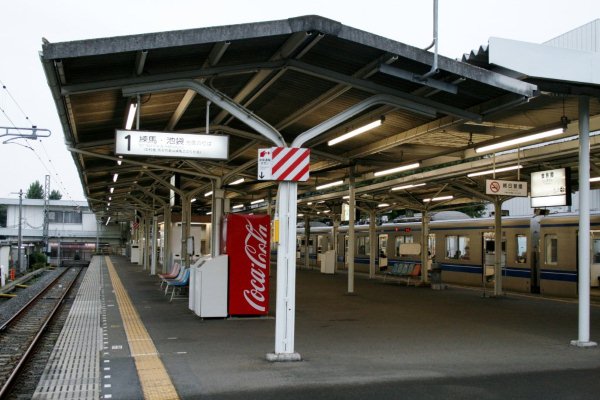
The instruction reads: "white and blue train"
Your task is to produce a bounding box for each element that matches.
[294,212,600,297]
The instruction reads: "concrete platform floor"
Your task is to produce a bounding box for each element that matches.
[107,256,600,399]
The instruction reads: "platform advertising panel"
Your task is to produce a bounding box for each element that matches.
[221,214,270,316]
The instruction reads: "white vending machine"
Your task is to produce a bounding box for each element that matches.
[189,255,228,318]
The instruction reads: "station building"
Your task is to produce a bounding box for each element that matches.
[0,197,124,269]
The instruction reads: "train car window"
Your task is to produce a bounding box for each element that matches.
[446,236,470,260]
[394,235,413,256]
[545,234,558,264]
[516,235,527,263]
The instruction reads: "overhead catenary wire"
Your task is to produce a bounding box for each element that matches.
[1,77,81,206]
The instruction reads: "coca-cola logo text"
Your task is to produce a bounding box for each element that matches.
[242,219,269,312]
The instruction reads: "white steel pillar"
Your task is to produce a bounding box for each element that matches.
[211,183,224,257]
[268,181,301,361]
[493,199,503,296]
[347,177,356,293]
[572,96,597,348]
[163,205,171,273]
[150,215,158,275]
[421,211,430,284]
[369,209,377,278]
[303,214,310,270]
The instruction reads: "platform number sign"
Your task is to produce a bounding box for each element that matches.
[115,129,229,159]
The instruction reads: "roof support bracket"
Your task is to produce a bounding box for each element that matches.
[122,79,286,147]
[379,64,457,95]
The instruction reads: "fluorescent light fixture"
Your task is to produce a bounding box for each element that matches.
[113,173,119,183]
[590,177,600,183]
[191,198,197,203]
[230,178,245,186]
[378,203,390,207]
[107,202,111,207]
[108,197,112,201]
[323,210,331,213]
[391,183,426,191]
[423,195,454,203]
[125,102,138,130]
[204,191,213,197]
[307,202,313,205]
[467,165,522,178]
[316,180,344,190]
[110,187,114,194]
[251,199,264,205]
[105,216,111,225]
[297,213,304,217]
[206,211,212,215]
[475,128,564,154]
[342,195,349,199]
[117,155,123,166]
[374,162,420,177]
[328,119,382,146]
[232,204,244,209]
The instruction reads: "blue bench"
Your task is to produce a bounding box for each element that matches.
[383,262,422,285]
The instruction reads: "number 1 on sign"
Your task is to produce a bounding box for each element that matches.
[124,134,131,151]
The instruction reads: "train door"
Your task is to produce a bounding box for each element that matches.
[591,231,600,288]
[482,232,506,282]
[378,234,388,270]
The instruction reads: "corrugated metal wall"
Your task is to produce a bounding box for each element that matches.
[544,19,599,52]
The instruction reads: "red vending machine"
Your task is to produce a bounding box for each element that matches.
[221,213,270,316]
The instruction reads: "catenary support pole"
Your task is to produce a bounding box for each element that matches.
[571,96,597,347]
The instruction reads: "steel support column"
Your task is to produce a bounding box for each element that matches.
[493,199,503,296]
[347,177,356,294]
[267,181,301,361]
[369,209,377,278]
[571,96,597,348]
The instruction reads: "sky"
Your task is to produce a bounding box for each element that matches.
[0,0,598,202]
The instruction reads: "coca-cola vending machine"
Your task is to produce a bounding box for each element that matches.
[221,213,270,316]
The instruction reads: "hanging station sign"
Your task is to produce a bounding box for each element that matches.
[485,179,528,197]
[530,168,572,207]
[115,130,229,159]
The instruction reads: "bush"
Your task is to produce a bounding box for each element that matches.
[30,252,48,270]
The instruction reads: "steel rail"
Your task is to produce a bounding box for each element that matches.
[0,267,84,398]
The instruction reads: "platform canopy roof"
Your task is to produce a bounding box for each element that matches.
[40,15,600,222]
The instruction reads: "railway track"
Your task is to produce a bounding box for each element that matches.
[0,266,83,398]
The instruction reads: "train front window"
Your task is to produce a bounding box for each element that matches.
[516,235,527,263]
[545,234,558,264]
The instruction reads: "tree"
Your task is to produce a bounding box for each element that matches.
[26,180,44,199]
[49,189,62,200]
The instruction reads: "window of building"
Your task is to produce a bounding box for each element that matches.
[545,234,558,264]
[516,235,527,263]
[49,210,82,224]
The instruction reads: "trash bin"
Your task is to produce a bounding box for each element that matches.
[430,264,443,290]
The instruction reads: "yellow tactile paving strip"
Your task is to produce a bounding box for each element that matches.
[105,256,180,400]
